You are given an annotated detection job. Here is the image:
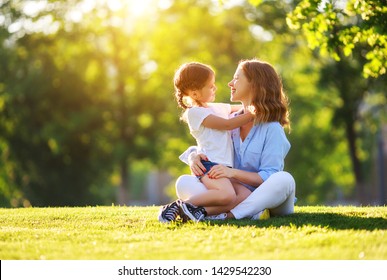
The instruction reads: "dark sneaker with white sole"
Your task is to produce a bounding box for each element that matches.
[179,201,207,222]
[158,200,181,223]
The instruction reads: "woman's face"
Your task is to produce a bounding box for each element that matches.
[228,66,251,104]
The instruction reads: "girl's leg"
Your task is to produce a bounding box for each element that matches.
[230,171,296,219]
[185,175,236,207]
[175,175,251,216]
[204,182,252,216]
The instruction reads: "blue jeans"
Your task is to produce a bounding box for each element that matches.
[197,160,218,180]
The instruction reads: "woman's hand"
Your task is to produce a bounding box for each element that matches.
[188,153,208,176]
[207,164,234,179]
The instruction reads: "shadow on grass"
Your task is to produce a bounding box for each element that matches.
[215,212,387,231]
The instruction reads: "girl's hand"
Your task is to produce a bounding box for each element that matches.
[207,164,234,179]
[189,153,208,176]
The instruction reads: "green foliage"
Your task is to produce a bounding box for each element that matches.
[287,0,387,78]
[285,0,387,203]
[290,49,345,201]
[243,0,357,203]
[0,0,269,206]
[0,30,113,206]
[0,206,386,259]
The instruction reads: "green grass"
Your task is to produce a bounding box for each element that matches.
[0,206,386,260]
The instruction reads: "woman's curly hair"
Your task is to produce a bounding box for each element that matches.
[239,59,290,131]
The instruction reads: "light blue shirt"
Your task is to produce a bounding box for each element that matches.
[179,121,290,183]
[231,121,290,182]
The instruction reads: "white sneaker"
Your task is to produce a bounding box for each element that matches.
[251,209,270,220]
[204,213,227,221]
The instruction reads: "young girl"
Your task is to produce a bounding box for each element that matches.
[158,62,254,222]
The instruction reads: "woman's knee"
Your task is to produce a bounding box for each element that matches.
[267,171,296,216]
[269,171,296,194]
[280,171,295,187]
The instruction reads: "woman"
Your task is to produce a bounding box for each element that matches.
[160,58,296,222]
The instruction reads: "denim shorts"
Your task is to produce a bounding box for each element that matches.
[197,161,254,192]
[197,160,218,180]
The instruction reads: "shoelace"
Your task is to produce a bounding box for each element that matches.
[164,202,180,221]
[191,206,205,220]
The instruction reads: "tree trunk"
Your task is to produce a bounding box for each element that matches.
[334,55,368,205]
[344,116,367,204]
[117,158,129,205]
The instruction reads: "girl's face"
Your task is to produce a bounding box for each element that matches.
[228,66,251,104]
[196,74,217,103]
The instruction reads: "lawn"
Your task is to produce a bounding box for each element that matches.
[0,205,386,260]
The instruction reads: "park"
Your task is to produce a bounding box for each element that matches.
[0,0,386,265]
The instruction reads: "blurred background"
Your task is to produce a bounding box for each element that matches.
[0,0,386,208]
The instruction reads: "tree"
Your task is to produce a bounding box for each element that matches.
[0,0,271,206]
[287,0,387,203]
[287,0,387,78]
[0,0,122,206]
[0,0,176,206]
